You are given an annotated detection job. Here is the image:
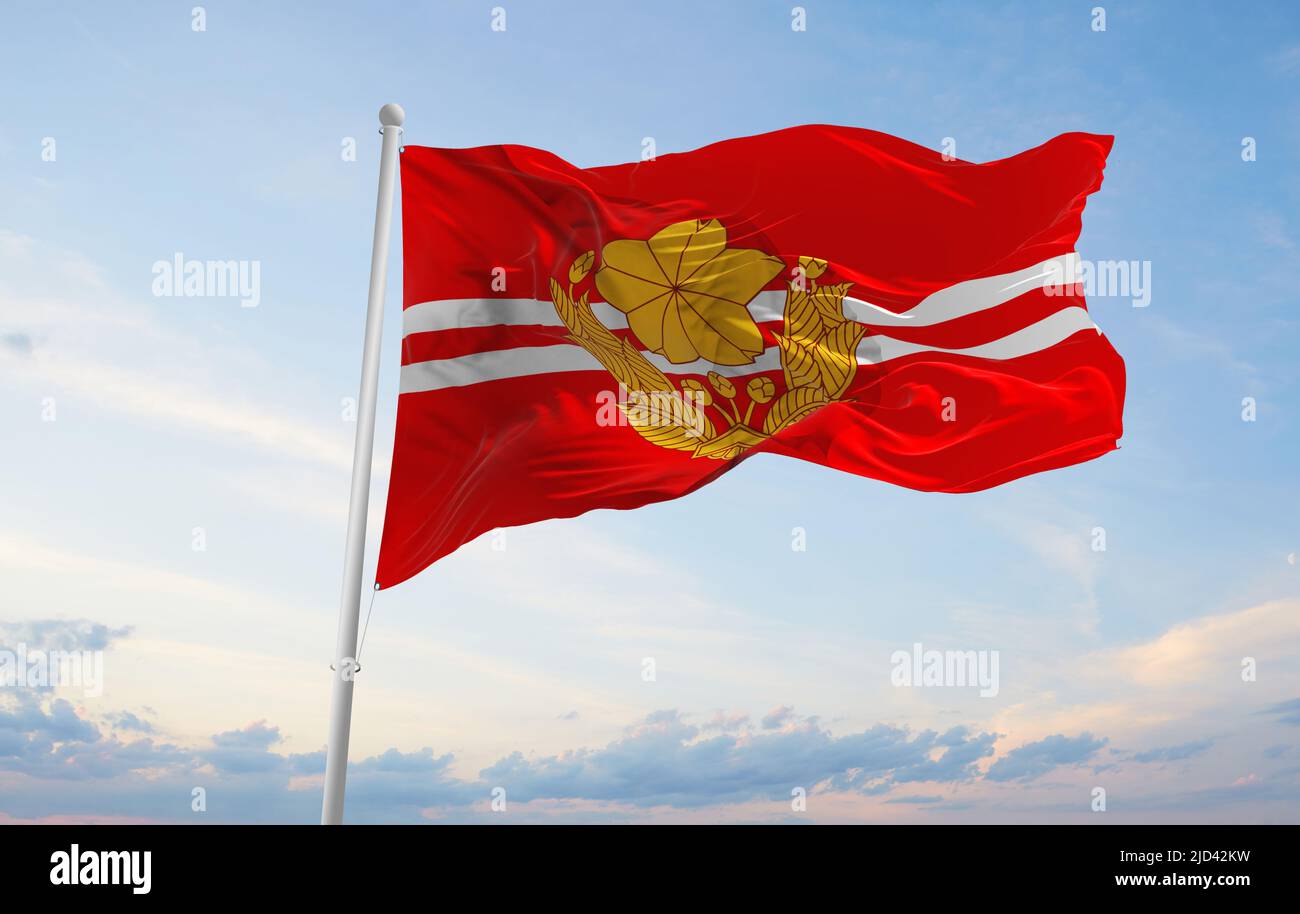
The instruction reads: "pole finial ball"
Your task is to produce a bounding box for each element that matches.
[378,104,406,128]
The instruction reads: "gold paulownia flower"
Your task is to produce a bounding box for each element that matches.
[594,219,784,366]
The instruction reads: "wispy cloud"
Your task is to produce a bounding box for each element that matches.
[0,618,131,652]
[0,231,355,471]
[984,733,1108,782]
[1127,739,1214,764]
[1261,698,1300,727]
[1268,43,1300,74]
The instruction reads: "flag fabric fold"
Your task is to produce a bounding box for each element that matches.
[376,124,1124,588]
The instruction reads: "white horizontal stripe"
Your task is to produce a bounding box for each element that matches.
[401,346,604,394]
[402,296,626,335]
[843,255,1075,327]
[860,306,1098,365]
[399,307,1100,395]
[400,255,1077,339]
[399,344,781,395]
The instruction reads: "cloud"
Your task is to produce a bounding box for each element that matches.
[1096,599,1300,690]
[211,721,283,750]
[0,695,100,751]
[1086,768,1300,816]
[1252,211,1296,250]
[1140,314,1259,382]
[102,710,154,735]
[0,693,460,821]
[1128,739,1213,763]
[701,710,750,733]
[0,231,355,471]
[0,332,32,355]
[984,505,1101,635]
[2,689,1295,822]
[0,619,131,652]
[4,351,353,470]
[0,533,319,632]
[0,697,1000,821]
[1269,43,1300,74]
[760,705,795,730]
[1262,698,1300,726]
[984,733,1108,782]
[480,710,995,807]
[883,794,945,805]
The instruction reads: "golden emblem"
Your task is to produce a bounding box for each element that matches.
[551,219,864,460]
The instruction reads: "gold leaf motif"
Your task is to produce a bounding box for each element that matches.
[810,282,854,326]
[621,389,712,450]
[783,286,824,343]
[798,256,828,280]
[551,227,863,461]
[694,423,768,460]
[811,321,866,400]
[774,333,819,390]
[568,250,595,284]
[762,385,828,436]
[594,219,783,366]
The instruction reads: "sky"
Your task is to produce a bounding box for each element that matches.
[1,0,1298,824]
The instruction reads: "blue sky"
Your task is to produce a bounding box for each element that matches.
[1,0,1298,823]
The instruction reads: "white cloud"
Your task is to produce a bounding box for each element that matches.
[1099,598,1300,689]
[0,230,356,471]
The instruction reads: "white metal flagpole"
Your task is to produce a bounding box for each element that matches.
[321,102,405,825]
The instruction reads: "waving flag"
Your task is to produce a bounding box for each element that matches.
[376,125,1124,587]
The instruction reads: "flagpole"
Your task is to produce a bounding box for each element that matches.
[321,103,404,825]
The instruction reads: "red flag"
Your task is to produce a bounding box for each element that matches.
[377,125,1124,588]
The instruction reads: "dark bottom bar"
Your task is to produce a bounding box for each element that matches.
[8,824,1287,898]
